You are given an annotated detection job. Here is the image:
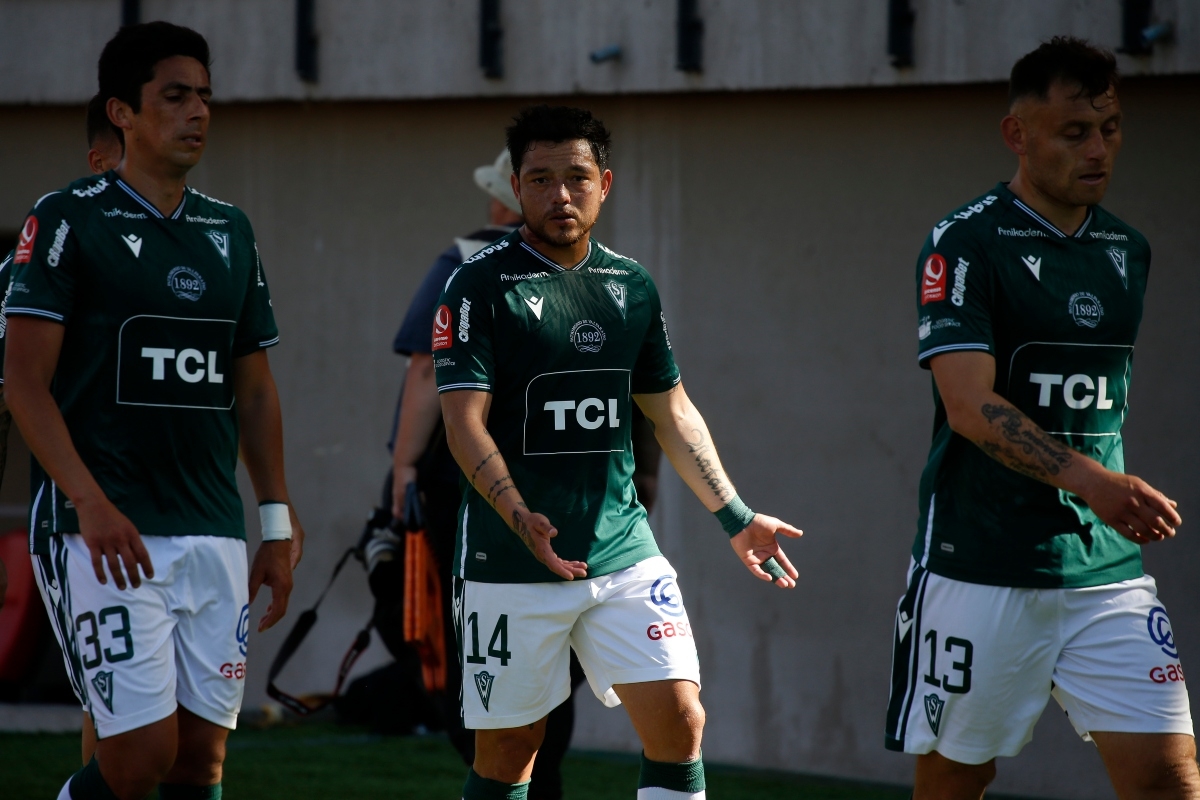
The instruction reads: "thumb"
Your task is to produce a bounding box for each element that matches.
[248,566,263,605]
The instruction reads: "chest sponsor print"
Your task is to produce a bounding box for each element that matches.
[1007,342,1132,439]
[524,369,630,455]
[117,315,236,409]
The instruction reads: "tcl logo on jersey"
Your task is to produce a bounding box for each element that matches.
[117,316,236,410]
[14,216,37,264]
[1028,373,1116,410]
[921,254,947,305]
[524,369,630,455]
[432,305,453,351]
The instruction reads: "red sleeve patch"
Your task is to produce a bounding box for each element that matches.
[432,304,453,351]
[14,216,37,264]
[921,254,947,305]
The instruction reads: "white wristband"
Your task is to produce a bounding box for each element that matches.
[259,502,292,542]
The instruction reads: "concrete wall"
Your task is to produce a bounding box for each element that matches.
[1,77,1198,798]
[0,0,1197,103]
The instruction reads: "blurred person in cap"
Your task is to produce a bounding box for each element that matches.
[382,148,662,799]
[0,94,123,617]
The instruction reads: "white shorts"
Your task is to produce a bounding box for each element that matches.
[885,562,1193,764]
[33,533,249,738]
[453,555,702,730]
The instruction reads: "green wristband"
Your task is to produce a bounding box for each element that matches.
[714,496,756,537]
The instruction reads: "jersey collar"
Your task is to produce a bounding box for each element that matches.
[519,239,593,272]
[115,176,186,220]
[1006,188,1094,240]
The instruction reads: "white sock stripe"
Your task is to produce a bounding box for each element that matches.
[637,789,705,799]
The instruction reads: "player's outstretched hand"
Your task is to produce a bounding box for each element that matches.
[1082,470,1181,545]
[730,514,803,589]
[76,495,153,590]
[249,541,294,632]
[512,508,588,581]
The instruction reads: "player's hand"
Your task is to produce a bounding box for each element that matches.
[391,465,418,520]
[512,509,588,581]
[1080,470,1181,545]
[287,505,306,570]
[249,540,294,632]
[730,513,802,589]
[75,494,154,590]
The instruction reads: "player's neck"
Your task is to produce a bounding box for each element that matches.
[519,225,591,269]
[1007,170,1089,236]
[115,154,190,218]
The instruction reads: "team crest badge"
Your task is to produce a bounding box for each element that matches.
[91,671,115,713]
[206,231,231,268]
[1106,246,1128,289]
[604,281,627,318]
[923,693,944,736]
[474,671,495,712]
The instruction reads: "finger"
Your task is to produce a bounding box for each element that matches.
[105,549,127,590]
[131,536,154,581]
[759,556,794,588]
[767,548,800,581]
[91,547,108,586]
[259,577,293,632]
[546,557,578,581]
[1139,509,1176,539]
[773,521,804,539]
[1144,493,1182,527]
[1122,514,1156,541]
[117,545,142,589]
[1116,520,1150,545]
[745,562,774,582]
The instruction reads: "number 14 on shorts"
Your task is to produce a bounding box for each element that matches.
[465,612,512,666]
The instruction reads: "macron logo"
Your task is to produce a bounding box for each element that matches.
[1021,255,1041,281]
[932,220,956,246]
[525,296,544,320]
[121,234,143,258]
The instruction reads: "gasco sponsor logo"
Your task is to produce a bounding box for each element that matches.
[1150,664,1185,684]
[432,304,453,351]
[647,620,693,640]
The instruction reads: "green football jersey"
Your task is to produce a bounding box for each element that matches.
[10,172,278,555]
[913,182,1147,588]
[0,249,13,384]
[434,231,679,583]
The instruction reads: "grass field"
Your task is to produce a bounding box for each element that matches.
[1,722,926,799]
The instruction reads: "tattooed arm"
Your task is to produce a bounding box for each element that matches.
[931,351,1181,544]
[439,389,588,580]
[635,383,803,588]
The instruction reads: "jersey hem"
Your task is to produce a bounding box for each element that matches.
[920,558,1144,589]
[6,307,66,322]
[460,541,663,584]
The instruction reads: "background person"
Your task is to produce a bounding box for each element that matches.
[7,22,303,800]
[884,37,1198,799]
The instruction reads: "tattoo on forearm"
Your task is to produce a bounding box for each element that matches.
[470,450,500,486]
[979,403,1074,481]
[510,503,536,552]
[484,474,514,505]
[684,428,734,503]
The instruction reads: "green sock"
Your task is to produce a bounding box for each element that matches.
[461,768,530,800]
[159,783,222,799]
[637,751,706,797]
[66,757,120,800]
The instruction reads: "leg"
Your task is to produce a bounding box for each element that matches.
[1091,732,1200,800]
[93,711,179,799]
[82,713,96,764]
[474,717,548,783]
[913,751,996,800]
[160,707,230,786]
[614,679,704,763]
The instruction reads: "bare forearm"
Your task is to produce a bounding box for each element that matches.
[392,353,441,472]
[6,381,105,505]
[234,361,289,504]
[638,386,737,512]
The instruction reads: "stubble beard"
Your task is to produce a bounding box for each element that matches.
[527,210,595,248]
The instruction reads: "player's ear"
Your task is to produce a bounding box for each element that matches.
[510,170,521,202]
[599,169,613,201]
[107,96,135,132]
[1000,113,1027,156]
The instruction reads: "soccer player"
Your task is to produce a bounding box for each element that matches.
[6,22,303,800]
[885,38,1198,799]
[436,105,803,800]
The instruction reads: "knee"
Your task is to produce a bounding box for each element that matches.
[100,744,177,800]
[475,725,547,782]
[168,736,225,785]
[914,752,995,800]
[658,697,706,763]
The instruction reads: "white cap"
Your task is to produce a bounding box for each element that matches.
[473,149,522,215]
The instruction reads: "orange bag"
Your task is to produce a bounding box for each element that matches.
[403,527,446,692]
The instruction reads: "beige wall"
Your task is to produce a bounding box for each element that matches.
[1,77,1197,798]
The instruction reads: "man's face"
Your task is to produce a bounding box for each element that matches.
[1009,81,1122,207]
[511,139,611,247]
[112,55,211,172]
[87,132,123,174]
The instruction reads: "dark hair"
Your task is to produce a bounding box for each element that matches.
[98,21,211,113]
[85,93,123,148]
[1010,36,1118,105]
[506,105,612,174]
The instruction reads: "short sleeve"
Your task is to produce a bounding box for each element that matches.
[7,197,79,326]
[631,273,681,394]
[434,266,494,393]
[915,225,994,369]
[232,217,279,357]
[393,248,461,356]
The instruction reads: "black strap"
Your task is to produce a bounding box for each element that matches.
[265,545,373,716]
